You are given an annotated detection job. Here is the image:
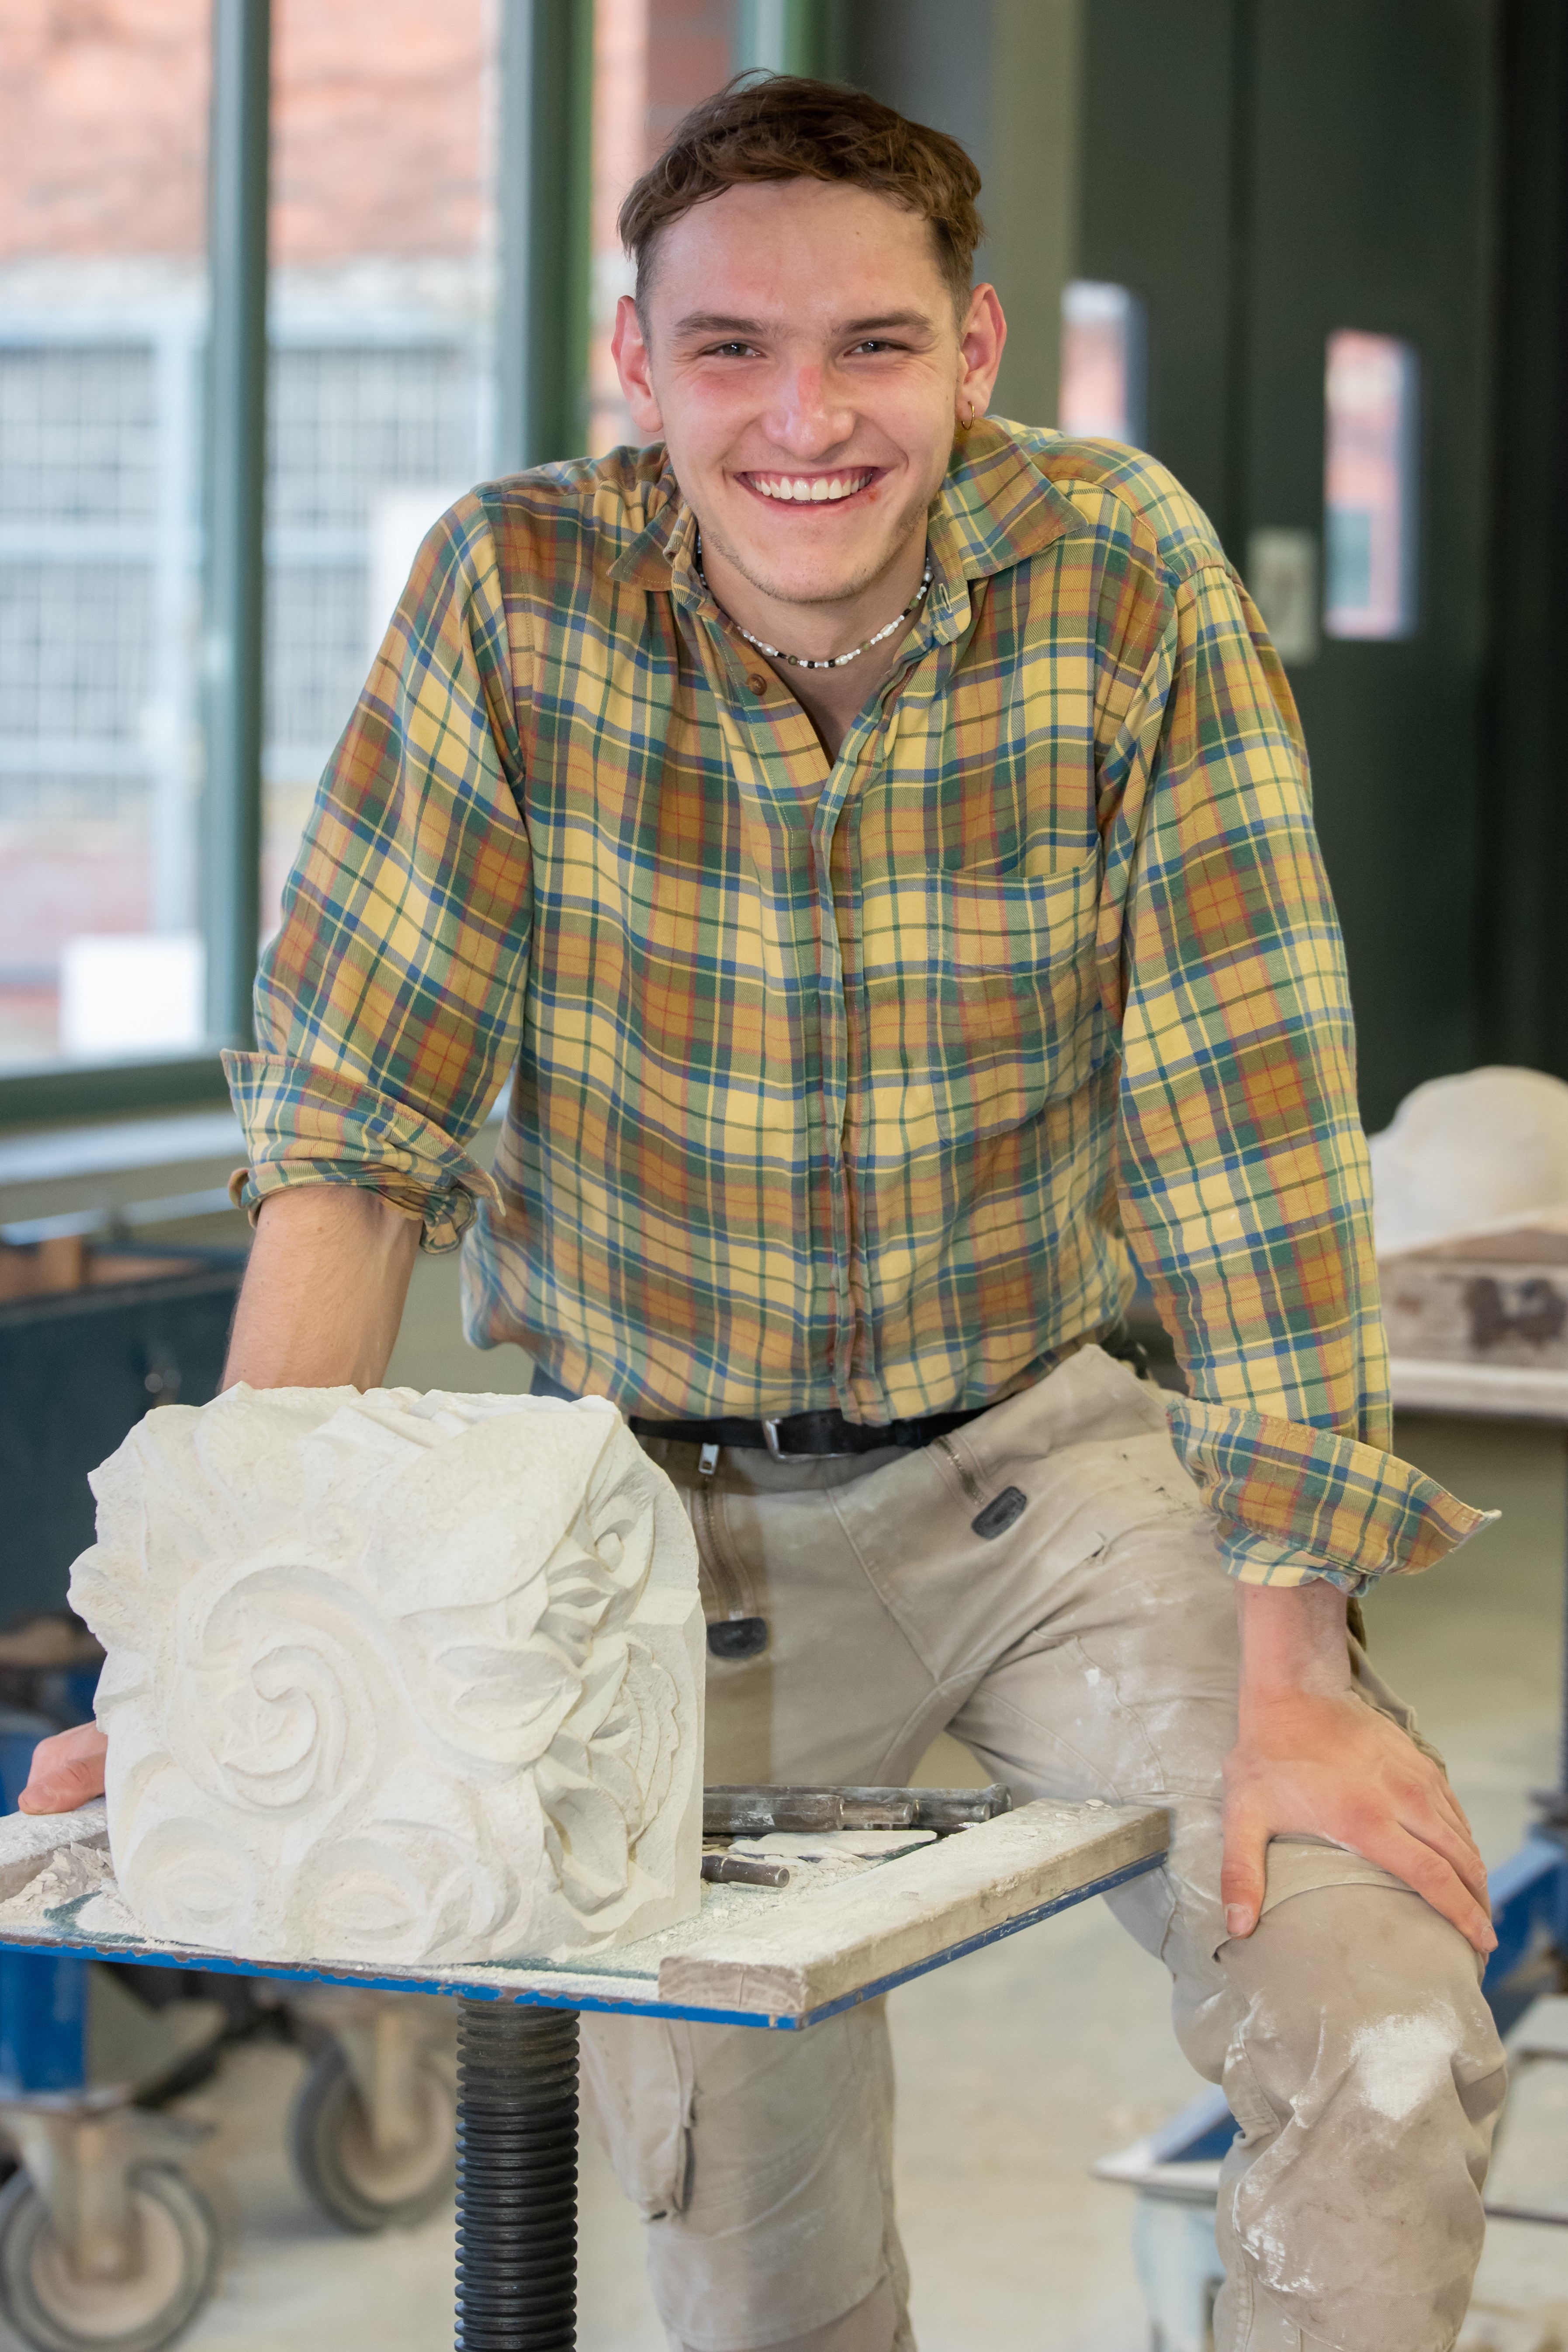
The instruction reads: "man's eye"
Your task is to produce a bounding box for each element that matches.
[704,342,758,359]
[848,340,900,357]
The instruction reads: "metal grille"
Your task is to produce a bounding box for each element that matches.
[268,344,479,529]
[0,562,151,740]
[266,563,367,751]
[0,346,159,525]
[0,327,487,1024]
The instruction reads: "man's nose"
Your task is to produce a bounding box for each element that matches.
[764,365,855,456]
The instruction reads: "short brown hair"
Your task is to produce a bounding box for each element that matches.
[619,75,984,313]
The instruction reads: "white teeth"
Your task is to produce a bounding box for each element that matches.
[752,471,869,502]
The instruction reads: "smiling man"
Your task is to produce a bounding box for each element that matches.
[28,76,1505,2352]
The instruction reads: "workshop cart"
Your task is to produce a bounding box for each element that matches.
[0,1793,1166,2351]
[0,1719,225,2352]
[0,1236,247,1623]
[285,1983,457,2234]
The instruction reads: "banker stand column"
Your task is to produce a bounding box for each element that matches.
[456,1999,581,2351]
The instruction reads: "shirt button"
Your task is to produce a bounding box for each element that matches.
[746,671,768,696]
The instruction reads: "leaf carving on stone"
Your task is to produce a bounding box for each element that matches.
[69,1388,704,1968]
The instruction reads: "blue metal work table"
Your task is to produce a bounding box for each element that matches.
[0,1794,1166,2350]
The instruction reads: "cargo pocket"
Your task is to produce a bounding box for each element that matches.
[578,2012,696,2219]
[935,847,1108,1141]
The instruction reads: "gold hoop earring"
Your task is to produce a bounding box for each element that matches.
[956,399,976,436]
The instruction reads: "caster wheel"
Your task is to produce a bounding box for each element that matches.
[0,2165,219,2352]
[290,2039,455,2232]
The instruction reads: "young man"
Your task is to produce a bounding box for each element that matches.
[30,78,1503,2352]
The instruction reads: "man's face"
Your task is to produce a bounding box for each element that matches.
[613,180,1005,614]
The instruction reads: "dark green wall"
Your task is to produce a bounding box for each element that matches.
[1077,0,1243,542]
[1481,0,1568,1082]
[1080,0,1497,1131]
[851,0,1565,1127]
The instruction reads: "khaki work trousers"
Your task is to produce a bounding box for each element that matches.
[580,1348,1507,2352]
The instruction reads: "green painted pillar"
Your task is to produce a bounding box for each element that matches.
[497,0,595,472]
[202,0,270,1050]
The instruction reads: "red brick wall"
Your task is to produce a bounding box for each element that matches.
[0,0,210,259]
[0,0,489,265]
[270,0,489,265]
[647,0,730,156]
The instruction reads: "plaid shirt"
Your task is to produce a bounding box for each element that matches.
[227,419,1485,1592]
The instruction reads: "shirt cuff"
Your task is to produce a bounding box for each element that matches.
[1166,1394,1497,1595]
[222,1051,502,1253]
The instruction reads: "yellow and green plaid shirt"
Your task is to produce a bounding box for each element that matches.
[226,419,1485,1593]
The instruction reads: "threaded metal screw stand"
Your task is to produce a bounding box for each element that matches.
[455,1999,580,2350]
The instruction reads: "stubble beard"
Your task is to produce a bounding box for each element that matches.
[697,469,938,619]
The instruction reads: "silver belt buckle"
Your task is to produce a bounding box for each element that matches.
[762,1417,786,1457]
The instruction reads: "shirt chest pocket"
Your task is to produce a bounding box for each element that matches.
[934,847,1108,1142]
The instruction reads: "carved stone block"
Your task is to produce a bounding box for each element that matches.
[68,1387,704,1968]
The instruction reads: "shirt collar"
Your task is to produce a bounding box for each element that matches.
[607,418,1082,625]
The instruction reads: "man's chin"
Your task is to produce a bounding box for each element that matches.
[710,531,917,615]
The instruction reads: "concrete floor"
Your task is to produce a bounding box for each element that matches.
[4,1406,1561,2352]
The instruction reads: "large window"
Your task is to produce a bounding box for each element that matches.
[0,0,772,1112]
[588,0,737,457]
[262,0,498,935]
[0,1,501,1087]
[0,4,211,1073]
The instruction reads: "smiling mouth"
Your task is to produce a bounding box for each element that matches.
[737,469,879,505]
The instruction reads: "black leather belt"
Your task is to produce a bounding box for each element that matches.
[628,1402,992,1458]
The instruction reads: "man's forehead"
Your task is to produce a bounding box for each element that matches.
[642,180,955,323]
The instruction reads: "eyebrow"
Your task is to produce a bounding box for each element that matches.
[670,309,939,339]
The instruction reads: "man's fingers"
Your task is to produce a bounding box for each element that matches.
[17,1726,107,1815]
[1388,1778,1492,1912]
[1418,1814,1491,1913]
[1220,1793,1270,1939]
[1357,1821,1496,1956]
[1426,1774,1479,1853]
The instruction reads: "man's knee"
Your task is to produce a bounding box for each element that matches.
[1215,1879,1506,2352]
[1221,1872,1505,2136]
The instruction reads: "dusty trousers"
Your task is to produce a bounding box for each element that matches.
[579,1348,1506,2352]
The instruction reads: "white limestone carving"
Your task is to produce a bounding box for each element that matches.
[68,1387,704,1969]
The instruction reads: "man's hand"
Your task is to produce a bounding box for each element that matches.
[1222,1580,1495,1958]
[18,1723,107,1814]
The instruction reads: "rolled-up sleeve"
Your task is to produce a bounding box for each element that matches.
[224,491,531,1252]
[1099,562,1492,1590]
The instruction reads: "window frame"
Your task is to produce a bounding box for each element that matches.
[0,0,589,1132]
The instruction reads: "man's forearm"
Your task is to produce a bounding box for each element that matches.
[1235,1578,1351,1715]
[223,1184,421,1390]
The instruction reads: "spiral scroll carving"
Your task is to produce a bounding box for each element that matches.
[69,1389,705,1967]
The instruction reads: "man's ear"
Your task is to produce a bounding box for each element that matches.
[959,283,1007,421]
[613,296,664,437]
